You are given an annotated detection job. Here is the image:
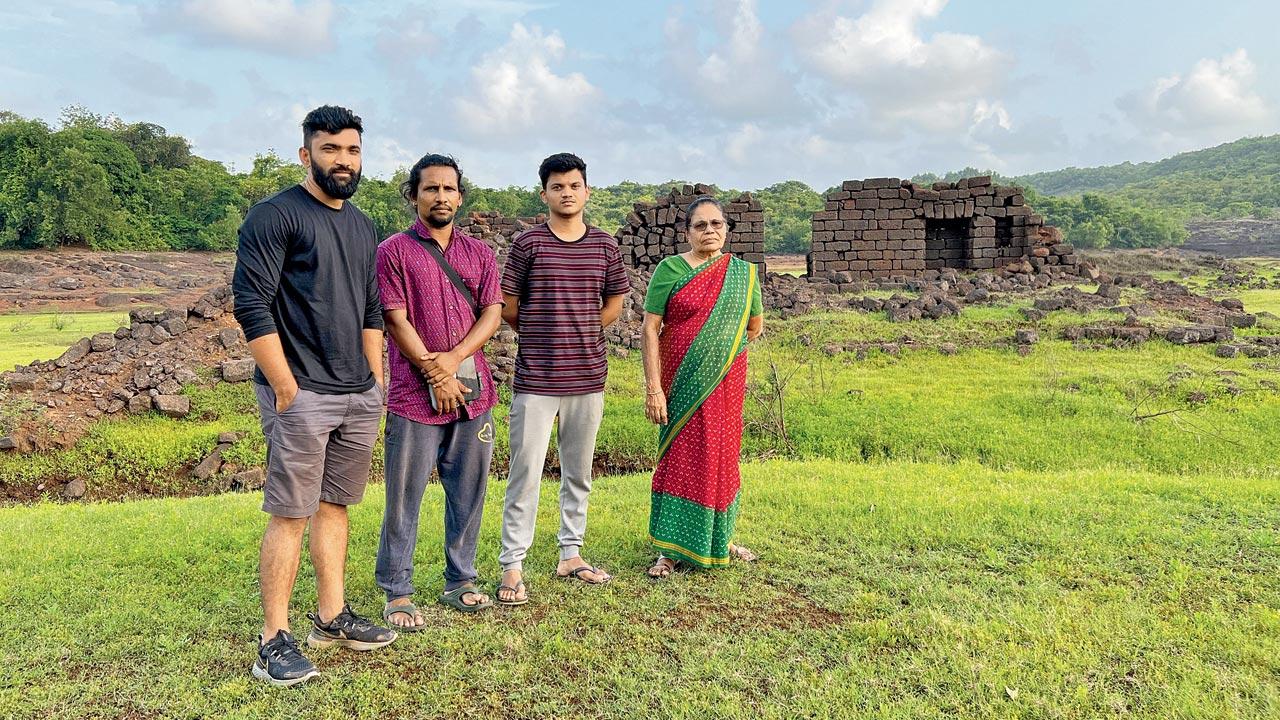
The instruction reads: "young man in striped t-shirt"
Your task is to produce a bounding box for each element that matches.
[496,153,630,605]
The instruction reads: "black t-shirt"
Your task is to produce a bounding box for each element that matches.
[232,184,384,394]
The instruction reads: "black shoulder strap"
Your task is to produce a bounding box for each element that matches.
[406,227,479,318]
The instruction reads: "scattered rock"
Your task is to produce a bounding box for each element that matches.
[5,373,37,392]
[128,395,153,414]
[219,328,244,348]
[1216,344,1240,358]
[1015,329,1039,345]
[221,359,256,383]
[154,395,190,418]
[96,292,132,307]
[231,468,266,491]
[160,317,187,336]
[62,478,86,499]
[192,446,225,480]
[90,332,117,352]
[1095,284,1122,300]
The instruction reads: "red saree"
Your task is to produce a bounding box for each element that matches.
[648,254,756,567]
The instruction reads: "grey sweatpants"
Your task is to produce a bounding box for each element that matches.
[499,392,604,571]
[375,410,494,599]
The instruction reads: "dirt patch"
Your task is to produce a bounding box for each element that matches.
[1078,247,1226,276]
[1185,219,1280,257]
[0,249,234,313]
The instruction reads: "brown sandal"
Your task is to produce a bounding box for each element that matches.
[647,556,679,579]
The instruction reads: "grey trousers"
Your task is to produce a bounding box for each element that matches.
[375,410,494,599]
[499,392,604,571]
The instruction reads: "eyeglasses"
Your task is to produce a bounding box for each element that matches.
[691,219,730,232]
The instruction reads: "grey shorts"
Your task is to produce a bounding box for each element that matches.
[254,382,384,518]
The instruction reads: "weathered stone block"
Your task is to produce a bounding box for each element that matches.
[154,395,190,418]
[221,359,256,383]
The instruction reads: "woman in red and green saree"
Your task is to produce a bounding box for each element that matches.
[641,197,764,579]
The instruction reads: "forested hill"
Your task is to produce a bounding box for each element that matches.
[1016,135,1280,224]
[1,107,1274,254]
[1017,135,1280,197]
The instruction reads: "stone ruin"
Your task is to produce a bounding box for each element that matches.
[455,210,541,265]
[808,176,1075,279]
[615,184,767,274]
[0,176,1095,455]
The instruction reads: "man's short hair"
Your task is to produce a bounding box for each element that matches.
[301,105,363,149]
[401,154,466,204]
[538,152,587,188]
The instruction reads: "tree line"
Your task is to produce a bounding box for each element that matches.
[5,108,1270,254]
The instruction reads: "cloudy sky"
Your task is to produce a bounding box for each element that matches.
[2,0,1277,189]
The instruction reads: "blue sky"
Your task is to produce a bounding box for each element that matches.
[2,0,1277,189]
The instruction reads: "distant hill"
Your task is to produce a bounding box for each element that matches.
[1014,135,1280,220]
[914,135,1280,249]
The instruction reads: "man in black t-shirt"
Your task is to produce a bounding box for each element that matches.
[232,105,396,687]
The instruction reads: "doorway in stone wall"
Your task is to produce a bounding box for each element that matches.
[924,218,969,270]
[996,216,1014,249]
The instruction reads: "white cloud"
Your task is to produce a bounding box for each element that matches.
[454,23,601,143]
[724,123,764,166]
[967,103,1070,173]
[1118,49,1273,142]
[663,0,804,123]
[152,0,333,56]
[793,0,1009,132]
[113,54,215,107]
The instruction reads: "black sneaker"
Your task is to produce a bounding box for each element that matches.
[252,630,320,687]
[306,604,397,651]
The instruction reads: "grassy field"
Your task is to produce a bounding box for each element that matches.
[5,306,1280,496]
[1,460,1277,719]
[1,261,1279,717]
[0,310,129,371]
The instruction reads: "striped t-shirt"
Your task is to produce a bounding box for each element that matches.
[501,223,630,395]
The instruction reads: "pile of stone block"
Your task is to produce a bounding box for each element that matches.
[456,211,544,265]
[614,184,766,273]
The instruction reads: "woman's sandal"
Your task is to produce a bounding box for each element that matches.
[647,556,679,579]
[495,579,529,607]
[383,600,426,632]
[438,584,493,613]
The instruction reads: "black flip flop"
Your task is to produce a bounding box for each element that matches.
[558,565,612,585]
[495,579,529,606]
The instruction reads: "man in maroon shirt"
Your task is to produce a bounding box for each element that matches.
[374,154,504,626]
[497,153,630,605]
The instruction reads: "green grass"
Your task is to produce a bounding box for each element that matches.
[6,307,1280,495]
[3,267,1280,717]
[1,459,1276,719]
[1235,289,1280,317]
[0,310,129,370]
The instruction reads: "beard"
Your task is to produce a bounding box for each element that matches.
[424,205,456,228]
[312,163,362,200]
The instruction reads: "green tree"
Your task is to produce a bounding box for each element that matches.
[149,158,244,250]
[0,114,56,247]
[112,121,192,171]
[34,144,153,250]
[239,152,304,207]
[353,173,413,241]
[756,180,823,253]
